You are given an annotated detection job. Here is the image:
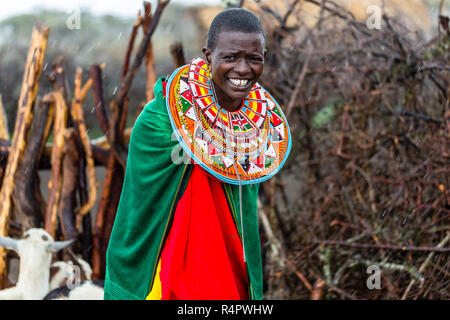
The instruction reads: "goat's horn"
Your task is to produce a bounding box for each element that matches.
[0,236,19,252]
[48,239,75,252]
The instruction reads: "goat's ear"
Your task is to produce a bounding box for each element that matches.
[0,236,19,252]
[47,239,75,252]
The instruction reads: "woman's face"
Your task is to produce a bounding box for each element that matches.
[202,31,266,112]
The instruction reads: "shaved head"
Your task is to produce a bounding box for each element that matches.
[207,8,266,49]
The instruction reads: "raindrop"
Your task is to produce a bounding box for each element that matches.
[382,209,387,217]
[43,63,48,71]
[91,106,95,113]
[402,216,408,225]
[113,87,118,95]
[117,32,123,40]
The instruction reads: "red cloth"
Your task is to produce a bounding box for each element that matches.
[159,165,248,300]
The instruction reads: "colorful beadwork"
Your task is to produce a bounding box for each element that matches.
[166,58,291,185]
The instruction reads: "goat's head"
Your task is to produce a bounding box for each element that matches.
[0,228,74,258]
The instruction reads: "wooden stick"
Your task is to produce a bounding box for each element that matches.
[0,23,49,286]
[0,95,7,188]
[79,167,93,263]
[90,64,110,135]
[401,232,450,299]
[143,2,157,102]
[100,165,124,279]
[0,95,9,140]
[314,239,450,253]
[59,128,81,240]
[47,56,71,109]
[284,258,313,292]
[170,42,186,68]
[122,13,143,81]
[70,68,97,230]
[310,279,326,300]
[286,48,311,119]
[13,93,54,230]
[0,138,111,169]
[44,91,68,237]
[92,155,115,280]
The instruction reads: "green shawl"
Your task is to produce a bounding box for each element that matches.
[104,77,263,300]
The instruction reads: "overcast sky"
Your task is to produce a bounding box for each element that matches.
[0,0,222,21]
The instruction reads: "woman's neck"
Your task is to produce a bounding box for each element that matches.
[211,80,242,112]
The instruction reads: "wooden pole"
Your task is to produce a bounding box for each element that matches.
[44,91,68,237]
[0,23,49,287]
[143,2,157,102]
[13,94,54,230]
[70,68,97,230]
[59,128,81,241]
[0,95,9,140]
[0,138,112,170]
[90,64,110,135]
[170,42,186,68]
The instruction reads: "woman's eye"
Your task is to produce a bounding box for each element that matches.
[224,55,236,60]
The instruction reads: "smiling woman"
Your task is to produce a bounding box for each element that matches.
[104,8,291,301]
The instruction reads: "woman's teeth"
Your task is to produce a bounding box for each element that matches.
[229,78,248,87]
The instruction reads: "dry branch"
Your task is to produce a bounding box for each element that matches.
[0,95,9,140]
[90,64,110,135]
[13,93,54,230]
[0,138,112,169]
[44,91,68,237]
[170,42,186,68]
[143,1,158,102]
[257,0,449,299]
[47,56,71,108]
[70,68,97,229]
[59,128,81,240]
[0,23,49,287]
[401,232,450,299]
[314,240,450,253]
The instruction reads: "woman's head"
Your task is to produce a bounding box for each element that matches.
[202,8,266,111]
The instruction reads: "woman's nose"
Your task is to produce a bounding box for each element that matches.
[234,58,251,75]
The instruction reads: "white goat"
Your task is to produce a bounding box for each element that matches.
[0,228,73,300]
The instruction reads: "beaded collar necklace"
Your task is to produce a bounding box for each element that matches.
[165,57,292,185]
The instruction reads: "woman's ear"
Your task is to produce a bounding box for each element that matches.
[202,47,212,65]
